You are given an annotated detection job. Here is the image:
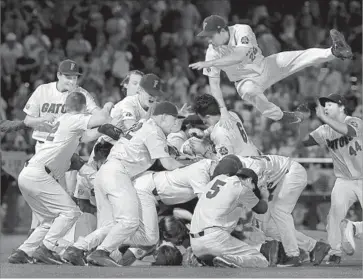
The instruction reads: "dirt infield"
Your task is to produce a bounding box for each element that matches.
[1,231,362,278]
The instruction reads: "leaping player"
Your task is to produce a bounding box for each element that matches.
[189,15,353,124]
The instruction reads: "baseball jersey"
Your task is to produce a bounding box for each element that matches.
[108,118,170,178]
[23,82,98,142]
[237,155,292,194]
[211,111,259,158]
[190,175,259,234]
[310,116,363,179]
[29,113,92,180]
[74,161,98,206]
[154,159,215,205]
[167,131,188,151]
[203,24,265,82]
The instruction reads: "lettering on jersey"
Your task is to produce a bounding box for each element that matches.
[153,80,159,88]
[124,112,133,117]
[241,36,249,44]
[246,47,258,62]
[78,189,84,195]
[218,146,229,155]
[326,136,353,151]
[41,103,66,114]
[349,121,358,128]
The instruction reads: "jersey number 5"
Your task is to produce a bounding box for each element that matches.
[206,179,226,199]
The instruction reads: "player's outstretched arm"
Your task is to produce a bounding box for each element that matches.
[87,102,113,129]
[208,47,250,68]
[23,114,57,133]
[159,156,187,170]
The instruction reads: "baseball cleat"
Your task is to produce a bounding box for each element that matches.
[260,240,279,267]
[8,249,33,264]
[281,111,304,124]
[32,244,63,265]
[86,249,122,267]
[277,256,302,267]
[310,241,331,266]
[62,246,86,266]
[326,254,341,264]
[330,29,353,60]
[213,256,239,268]
[340,219,356,255]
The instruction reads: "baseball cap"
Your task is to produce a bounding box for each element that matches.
[319,94,346,107]
[182,114,206,128]
[58,59,82,76]
[212,154,243,179]
[139,73,164,97]
[197,15,227,37]
[153,102,185,119]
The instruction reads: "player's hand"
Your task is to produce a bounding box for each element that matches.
[189,61,212,70]
[103,102,114,113]
[36,122,58,133]
[42,114,56,123]
[315,100,327,121]
[186,128,205,139]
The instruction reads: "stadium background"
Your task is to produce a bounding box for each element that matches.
[0,0,362,234]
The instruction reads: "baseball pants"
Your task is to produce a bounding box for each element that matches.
[327,178,362,256]
[190,227,268,268]
[235,48,335,120]
[259,161,311,257]
[17,163,81,256]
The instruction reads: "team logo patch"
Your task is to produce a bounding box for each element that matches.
[219,146,229,155]
[153,80,159,88]
[78,189,84,195]
[206,68,211,72]
[241,36,249,44]
[350,121,358,128]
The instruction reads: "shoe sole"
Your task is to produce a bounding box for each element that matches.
[340,220,355,256]
[213,257,239,268]
[313,244,331,266]
[8,257,32,264]
[32,251,63,265]
[63,253,86,266]
[86,255,122,267]
[330,30,353,59]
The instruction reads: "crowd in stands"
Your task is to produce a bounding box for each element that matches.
[0,0,362,172]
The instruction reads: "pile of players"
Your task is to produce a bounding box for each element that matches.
[5,15,362,269]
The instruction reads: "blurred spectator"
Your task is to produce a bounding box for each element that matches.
[16,47,37,83]
[23,23,51,63]
[111,40,133,79]
[279,15,303,50]
[189,75,210,102]
[255,22,281,56]
[167,64,190,104]
[84,12,105,49]
[2,10,28,40]
[180,0,201,47]
[195,0,231,21]
[66,29,92,60]
[106,5,129,47]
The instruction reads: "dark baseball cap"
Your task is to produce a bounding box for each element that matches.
[236,167,258,186]
[139,73,164,97]
[319,94,346,107]
[182,114,206,128]
[58,59,82,76]
[212,154,243,179]
[153,102,185,119]
[197,15,227,37]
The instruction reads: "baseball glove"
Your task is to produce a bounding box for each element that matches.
[98,123,123,140]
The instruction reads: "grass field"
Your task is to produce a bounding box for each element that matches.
[1,231,362,278]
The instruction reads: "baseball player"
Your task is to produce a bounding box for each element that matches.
[189,15,352,124]
[190,160,269,268]
[119,70,144,97]
[84,101,187,267]
[302,94,363,264]
[340,219,363,256]
[183,94,260,159]
[8,92,112,265]
[23,59,99,235]
[233,154,331,267]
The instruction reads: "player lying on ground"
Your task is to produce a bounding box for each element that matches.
[189,15,353,124]
[8,92,113,265]
[302,94,362,264]
[234,154,331,267]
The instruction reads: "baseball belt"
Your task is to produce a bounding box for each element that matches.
[24,160,51,175]
[190,227,218,239]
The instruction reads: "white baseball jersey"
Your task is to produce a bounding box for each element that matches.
[23,82,98,142]
[167,131,188,151]
[310,116,363,179]
[29,113,91,180]
[211,111,259,158]
[203,24,265,82]
[190,175,259,234]
[237,155,292,194]
[154,159,215,205]
[74,162,98,206]
[108,118,170,178]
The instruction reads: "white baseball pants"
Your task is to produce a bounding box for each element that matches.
[327,178,362,256]
[190,227,268,268]
[235,48,335,120]
[17,163,81,256]
[257,161,313,257]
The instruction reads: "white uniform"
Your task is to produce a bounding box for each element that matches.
[210,111,259,158]
[310,116,363,256]
[74,159,214,254]
[24,82,98,229]
[86,118,171,253]
[167,131,188,151]
[190,175,268,268]
[238,155,317,257]
[203,24,334,120]
[17,113,91,256]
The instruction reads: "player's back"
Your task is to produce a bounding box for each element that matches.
[191,175,250,234]
[310,116,363,179]
[29,113,91,179]
[108,118,168,177]
[111,95,148,124]
[211,111,259,158]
